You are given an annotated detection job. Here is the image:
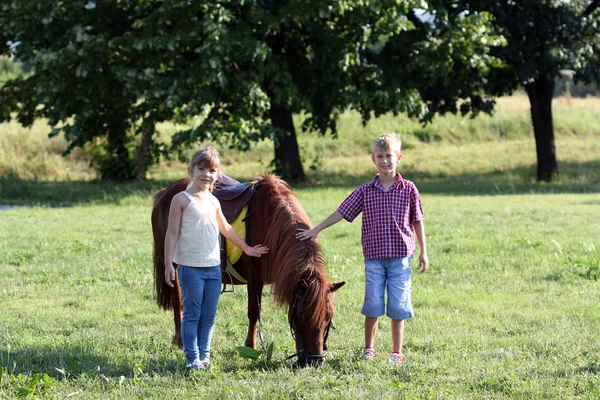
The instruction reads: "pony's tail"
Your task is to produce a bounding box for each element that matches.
[151,177,190,311]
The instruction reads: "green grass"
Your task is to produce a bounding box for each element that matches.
[1,94,600,398]
[1,190,599,399]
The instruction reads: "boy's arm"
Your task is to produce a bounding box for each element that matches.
[216,206,269,257]
[164,194,184,288]
[296,210,344,241]
[412,220,429,273]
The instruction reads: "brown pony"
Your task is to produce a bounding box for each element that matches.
[151,173,345,366]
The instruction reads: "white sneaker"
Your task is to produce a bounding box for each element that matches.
[388,352,405,365]
[185,360,205,370]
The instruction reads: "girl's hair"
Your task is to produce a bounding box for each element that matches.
[372,133,402,154]
[188,145,221,190]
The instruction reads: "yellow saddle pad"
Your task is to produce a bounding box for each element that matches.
[225,206,247,266]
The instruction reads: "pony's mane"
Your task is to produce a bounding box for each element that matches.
[257,174,333,327]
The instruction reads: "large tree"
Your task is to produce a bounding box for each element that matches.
[479,0,600,181]
[433,1,600,182]
[0,1,171,180]
[131,0,428,181]
[362,1,600,182]
[0,1,427,181]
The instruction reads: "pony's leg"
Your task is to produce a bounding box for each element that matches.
[245,281,264,349]
[171,269,183,349]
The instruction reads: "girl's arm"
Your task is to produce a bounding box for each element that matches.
[295,210,344,241]
[164,194,185,287]
[413,219,429,273]
[216,206,268,257]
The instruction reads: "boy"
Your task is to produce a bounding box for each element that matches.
[296,133,428,364]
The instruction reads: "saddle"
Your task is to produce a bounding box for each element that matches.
[212,174,257,288]
[213,174,255,223]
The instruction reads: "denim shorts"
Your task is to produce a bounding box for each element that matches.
[361,257,413,320]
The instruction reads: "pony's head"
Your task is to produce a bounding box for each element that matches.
[289,279,345,367]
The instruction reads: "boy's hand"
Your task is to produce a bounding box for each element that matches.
[165,264,176,287]
[296,228,318,241]
[244,244,269,257]
[418,252,429,273]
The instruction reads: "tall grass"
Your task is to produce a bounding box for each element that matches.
[1,94,599,187]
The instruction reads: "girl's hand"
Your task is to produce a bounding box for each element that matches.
[295,228,318,241]
[165,264,176,287]
[244,244,269,257]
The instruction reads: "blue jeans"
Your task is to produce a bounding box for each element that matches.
[361,257,413,320]
[178,265,222,363]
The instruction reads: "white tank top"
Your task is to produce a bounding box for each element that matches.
[173,191,221,268]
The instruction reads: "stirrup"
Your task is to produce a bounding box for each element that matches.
[221,268,234,293]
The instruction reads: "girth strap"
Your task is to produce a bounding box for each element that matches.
[220,182,256,293]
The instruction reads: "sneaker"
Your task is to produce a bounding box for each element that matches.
[185,360,205,370]
[388,352,405,365]
[200,359,211,369]
[360,347,375,360]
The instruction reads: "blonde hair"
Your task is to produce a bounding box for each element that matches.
[188,145,221,190]
[372,133,402,154]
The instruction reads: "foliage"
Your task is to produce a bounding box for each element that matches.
[0,1,423,181]
[456,0,600,94]
[0,1,514,181]
[2,1,600,182]
[236,342,274,361]
[0,56,23,84]
[362,7,503,123]
[362,1,600,181]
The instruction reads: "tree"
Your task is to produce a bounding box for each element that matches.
[1,1,429,182]
[134,0,427,181]
[362,1,600,182]
[438,1,600,182]
[0,1,170,181]
[358,7,501,124]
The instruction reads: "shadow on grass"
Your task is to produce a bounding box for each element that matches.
[1,344,182,380]
[1,160,598,207]
[0,177,176,207]
[1,344,307,380]
[302,160,600,195]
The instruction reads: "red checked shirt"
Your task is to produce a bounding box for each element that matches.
[337,173,424,260]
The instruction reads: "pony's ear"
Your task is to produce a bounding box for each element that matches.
[330,281,346,293]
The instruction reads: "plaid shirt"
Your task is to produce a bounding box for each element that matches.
[338,173,424,260]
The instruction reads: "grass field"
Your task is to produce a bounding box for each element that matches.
[1,95,599,399]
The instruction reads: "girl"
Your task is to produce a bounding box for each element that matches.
[164,145,268,370]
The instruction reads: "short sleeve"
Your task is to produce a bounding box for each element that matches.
[337,185,365,222]
[409,183,424,222]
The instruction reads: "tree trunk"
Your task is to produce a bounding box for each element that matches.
[525,75,558,182]
[269,103,305,182]
[104,122,134,181]
[135,121,155,181]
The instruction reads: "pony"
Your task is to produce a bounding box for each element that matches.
[151,173,345,366]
